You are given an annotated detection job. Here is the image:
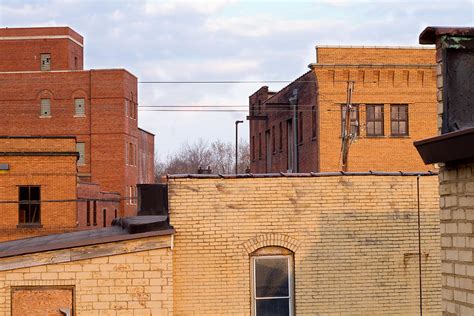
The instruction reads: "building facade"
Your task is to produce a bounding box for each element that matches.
[0,136,78,242]
[168,173,441,315]
[415,27,474,316]
[0,27,155,218]
[249,46,437,173]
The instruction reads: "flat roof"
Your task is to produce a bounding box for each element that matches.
[0,216,174,259]
[168,171,437,180]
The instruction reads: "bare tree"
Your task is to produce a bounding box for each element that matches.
[155,138,250,181]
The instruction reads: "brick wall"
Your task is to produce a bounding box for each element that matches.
[77,182,121,229]
[249,47,437,173]
[168,174,441,315]
[439,165,474,315]
[0,27,83,71]
[0,235,173,315]
[0,137,77,242]
[314,63,437,172]
[316,46,435,64]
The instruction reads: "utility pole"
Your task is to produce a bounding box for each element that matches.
[235,120,243,174]
[289,89,298,173]
[341,81,354,172]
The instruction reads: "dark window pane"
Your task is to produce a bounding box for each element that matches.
[392,122,399,135]
[255,258,289,297]
[375,122,382,135]
[374,106,382,119]
[367,122,374,135]
[391,107,398,120]
[399,122,407,135]
[399,106,407,120]
[256,299,290,316]
[366,106,374,120]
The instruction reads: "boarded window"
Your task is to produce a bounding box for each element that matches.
[298,112,303,144]
[103,208,107,227]
[40,99,51,117]
[253,255,293,316]
[75,98,85,116]
[272,126,276,154]
[341,104,359,137]
[391,105,409,136]
[76,142,85,166]
[86,201,91,226]
[366,105,384,136]
[258,133,262,160]
[11,286,73,316]
[18,186,40,225]
[279,122,283,151]
[40,53,51,71]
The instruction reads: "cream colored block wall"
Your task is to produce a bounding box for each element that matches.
[439,164,474,315]
[0,236,173,316]
[169,175,441,315]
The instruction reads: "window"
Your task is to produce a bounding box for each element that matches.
[298,112,303,144]
[252,136,256,161]
[391,105,409,136]
[252,249,294,316]
[93,201,97,226]
[341,104,359,137]
[272,126,276,154]
[40,99,51,117]
[75,98,85,116]
[311,106,317,139]
[128,185,137,205]
[279,122,283,151]
[127,142,136,166]
[40,53,51,71]
[103,209,107,227]
[366,105,384,136]
[76,142,85,166]
[86,201,91,226]
[258,133,262,160]
[114,209,118,218]
[287,120,293,172]
[18,186,40,225]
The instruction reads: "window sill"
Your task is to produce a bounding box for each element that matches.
[39,115,51,119]
[365,135,387,138]
[390,135,410,138]
[74,115,86,118]
[17,224,43,229]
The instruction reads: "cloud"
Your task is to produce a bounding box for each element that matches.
[143,0,234,16]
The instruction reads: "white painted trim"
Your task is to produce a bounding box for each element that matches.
[0,35,83,47]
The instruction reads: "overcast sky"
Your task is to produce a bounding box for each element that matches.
[0,0,473,161]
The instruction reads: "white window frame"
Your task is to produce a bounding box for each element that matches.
[40,53,51,71]
[40,98,51,117]
[74,98,86,117]
[76,142,86,166]
[251,254,294,316]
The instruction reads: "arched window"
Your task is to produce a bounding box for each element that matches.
[251,246,294,316]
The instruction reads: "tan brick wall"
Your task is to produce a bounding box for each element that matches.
[439,164,474,315]
[169,175,441,315]
[316,47,435,64]
[0,138,78,242]
[0,235,173,315]
[314,64,437,172]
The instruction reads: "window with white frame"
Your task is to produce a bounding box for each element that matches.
[76,142,85,166]
[40,53,51,71]
[40,98,51,117]
[75,98,85,116]
[252,248,294,316]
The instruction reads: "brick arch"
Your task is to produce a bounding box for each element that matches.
[36,89,54,100]
[71,88,88,99]
[242,234,301,254]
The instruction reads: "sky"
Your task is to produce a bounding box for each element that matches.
[0,0,473,161]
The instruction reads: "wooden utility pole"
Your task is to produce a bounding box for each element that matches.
[341,81,354,172]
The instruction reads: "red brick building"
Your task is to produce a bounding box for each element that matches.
[249,46,437,173]
[0,26,155,217]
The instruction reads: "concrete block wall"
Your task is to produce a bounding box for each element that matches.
[168,174,441,315]
[439,164,474,315]
[0,236,174,315]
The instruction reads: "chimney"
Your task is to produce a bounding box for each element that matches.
[419,27,474,135]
